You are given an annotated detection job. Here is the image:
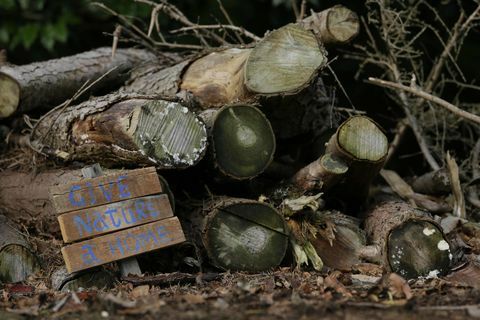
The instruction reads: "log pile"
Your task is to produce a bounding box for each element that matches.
[0,3,474,289]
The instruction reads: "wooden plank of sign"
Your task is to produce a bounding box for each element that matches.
[58,194,174,243]
[50,167,163,214]
[61,217,185,273]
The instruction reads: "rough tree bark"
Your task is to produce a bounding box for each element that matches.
[30,93,207,168]
[364,201,452,279]
[186,198,288,272]
[310,211,366,271]
[0,47,157,118]
[199,105,276,180]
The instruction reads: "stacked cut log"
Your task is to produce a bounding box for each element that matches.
[0,3,460,282]
[0,47,158,118]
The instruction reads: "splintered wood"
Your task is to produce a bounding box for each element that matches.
[50,167,185,273]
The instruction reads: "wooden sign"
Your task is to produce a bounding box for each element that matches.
[51,166,186,273]
[61,217,185,273]
[58,194,174,243]
[50,167,163,214]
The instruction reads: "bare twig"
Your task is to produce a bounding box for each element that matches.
[171,25,261,41]
[367,77,480,125]
[216,0,244,44]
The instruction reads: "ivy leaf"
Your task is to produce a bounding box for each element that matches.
[41,24,56,51]
[11,24,39,50]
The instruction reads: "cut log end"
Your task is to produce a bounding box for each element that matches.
[0,245,40,283]
[181,49,252,108]
[132,100,207,168]
[388,220,452,279]
[211,105,275,179]
[325,6,360,43]
[0,73,20,118]
[336,116,388,162]
[204,201,288,271]
[245,24,327,95]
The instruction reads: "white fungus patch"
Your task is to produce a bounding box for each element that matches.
[426,269,440,279]
[423,227,436,236]
[437,240,450,251]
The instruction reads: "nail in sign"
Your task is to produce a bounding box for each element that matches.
[50,167,185,273]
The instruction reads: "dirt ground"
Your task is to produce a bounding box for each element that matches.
[2,267,480,320]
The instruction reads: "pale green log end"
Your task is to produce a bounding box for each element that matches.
[337,116,388,162]
[245,24,327,95]
[205,202,288,271]
[213,105,275,179]
[0,245,40,283]
[0,73,20,118]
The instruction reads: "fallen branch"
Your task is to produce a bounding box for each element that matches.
[367,77,480,125]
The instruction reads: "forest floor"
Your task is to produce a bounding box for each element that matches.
[2,268,480,319]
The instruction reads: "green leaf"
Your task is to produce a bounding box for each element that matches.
[0,28,9,44]
[13,24,40,50]
[41,24,55,51]
[53,19,68,43]
[0,0,15,10]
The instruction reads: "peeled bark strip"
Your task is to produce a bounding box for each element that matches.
[200,105,276,180]
[31,93,207,167]
[326,116,388,204]
[310,211,366,271]
[364,201,452,279]
[0,47,156,118]
[0,216,40,283]
[412,168,451,195]
[292,153,348,192]
[300,5,359,44]
[196,198,288,271]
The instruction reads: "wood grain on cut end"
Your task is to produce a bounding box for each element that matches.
[133,100,208,168]
[0,245,40,283]
[327,5,360,43]
[181,49,252,108]
[204,200,288,271]
[337,116,388,162]
[388,220,452,279]
[210,105,276,180]
[0,73,20,118]
[245,24,326,95]
[320,153,349,174]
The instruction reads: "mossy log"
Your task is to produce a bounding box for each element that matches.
[364,201,452,279]
[30,93,207,168]
[199,105,276,180]
[0,216,41,283]
[190,198,288,272]
[122,6,359,110]
[325,116,388,205]
[310,211,366,271]
[0,47,156,118]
